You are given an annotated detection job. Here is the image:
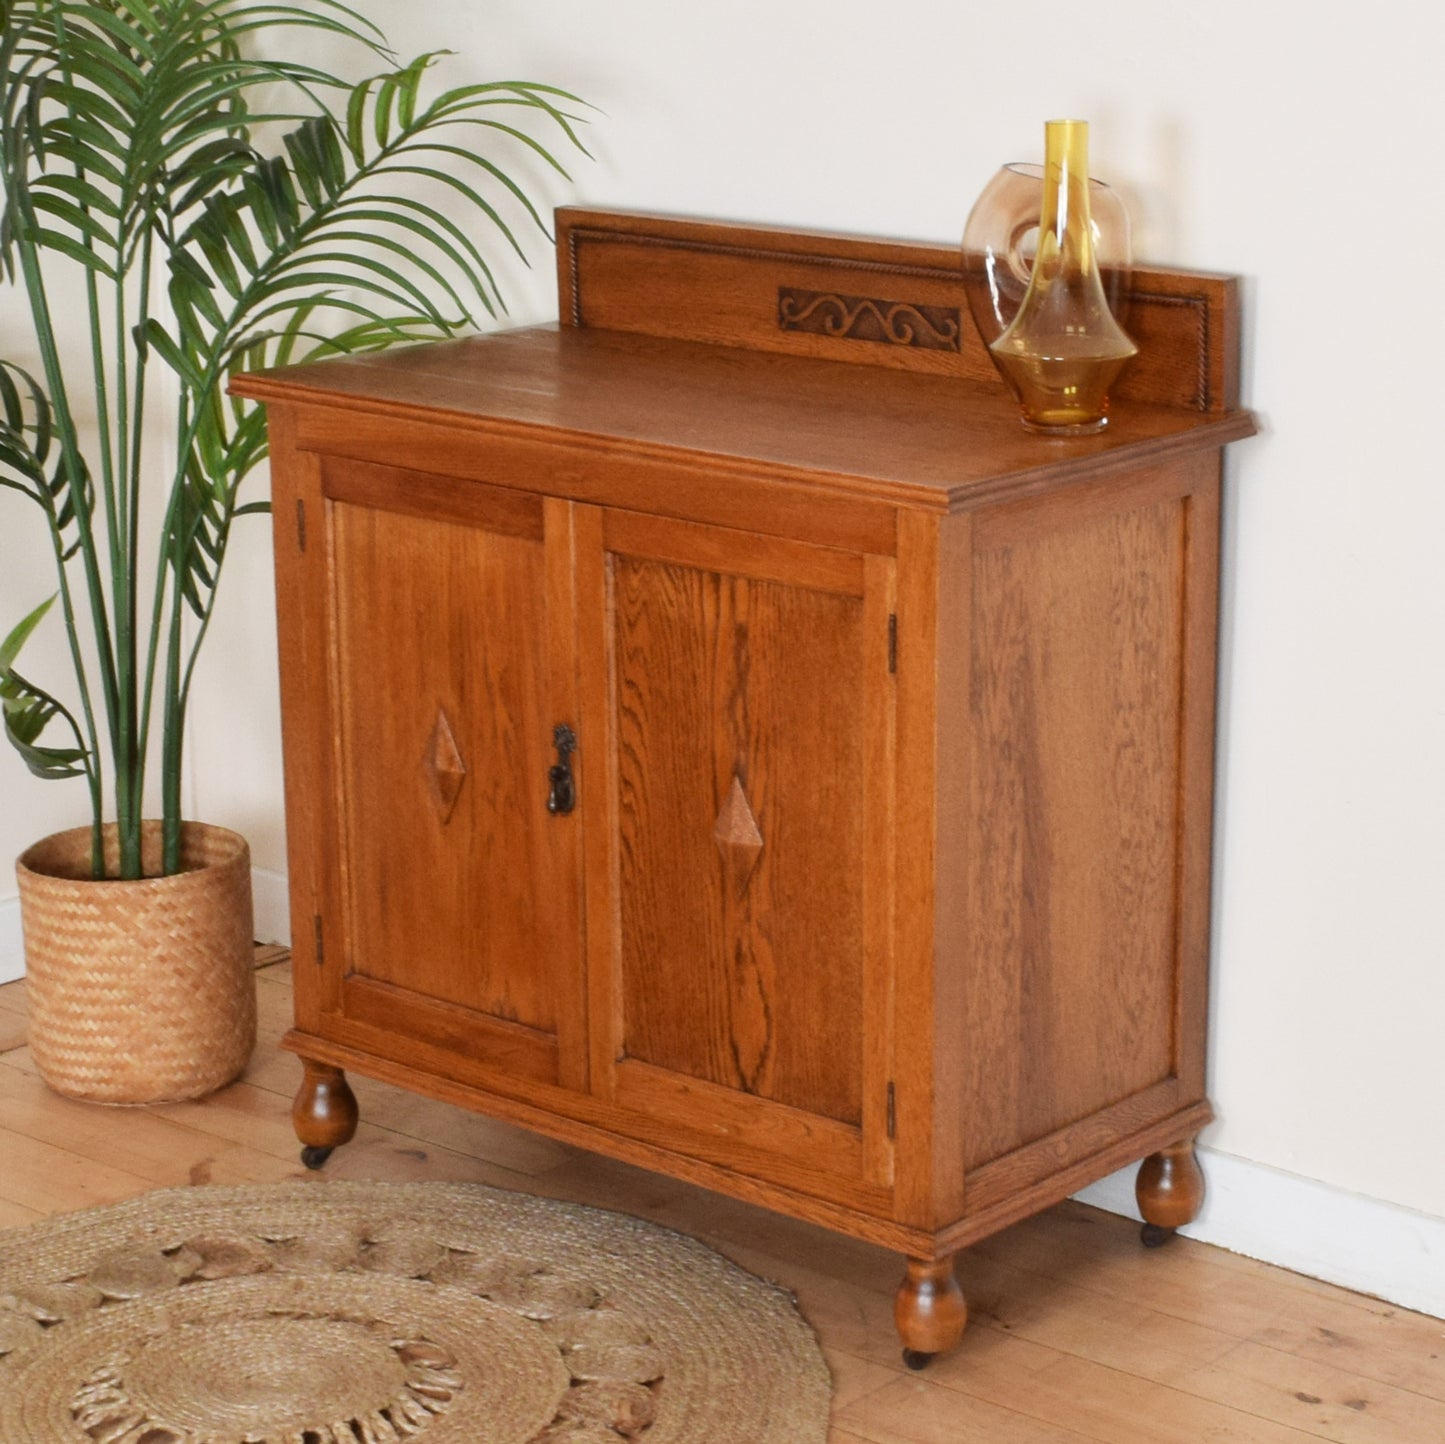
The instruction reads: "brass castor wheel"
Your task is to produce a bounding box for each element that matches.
[1140,1222,1176,1248]
[300,1145,334,1171]
[902,1349,935,1371]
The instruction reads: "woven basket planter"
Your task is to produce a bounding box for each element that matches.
[15,821,257,1104]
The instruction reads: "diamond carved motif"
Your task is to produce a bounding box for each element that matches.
[714,775,764,895]
[424,709,467,824]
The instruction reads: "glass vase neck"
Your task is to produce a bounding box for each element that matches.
[1040,120,1094,268]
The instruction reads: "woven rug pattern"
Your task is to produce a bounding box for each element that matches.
[0,1181,831,1443]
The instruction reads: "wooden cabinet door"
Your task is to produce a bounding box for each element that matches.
[309,458,586,1093]
[577,508,896,1203]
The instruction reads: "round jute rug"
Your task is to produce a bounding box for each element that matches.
[0,1180,832,1443]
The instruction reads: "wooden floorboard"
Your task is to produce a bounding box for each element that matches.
[0,956,1441,1442]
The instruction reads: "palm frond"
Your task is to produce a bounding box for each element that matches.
[0,598,92,781]
[0,361,93,560]
[0,0,591,876]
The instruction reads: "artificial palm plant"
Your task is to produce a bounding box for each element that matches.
[0,0,586,881]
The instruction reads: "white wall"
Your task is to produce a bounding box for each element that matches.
[1,266,109,872]
[5,0,1443,1300]
[0,486,87,896]
[0,261,174,968]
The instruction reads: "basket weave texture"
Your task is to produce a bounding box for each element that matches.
[16,821,256,1104]
[0,1181,833,1443]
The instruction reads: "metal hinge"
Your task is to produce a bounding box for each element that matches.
[888,614,897,674]
[886,1081,896,1139]
[312,913,324,966]
[296,499,307,552]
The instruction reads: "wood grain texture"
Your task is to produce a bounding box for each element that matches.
[283,1027,911,1243]
[322,454,544,539]
[336,977,559,1086]
[606,536,873,1127]
[327,484,572,1042]
[961,481,1187,1171]
[609,1060,874,1194]
[889,508,963,1230]
[291,1058,358,1151]
[960,1082,1194,1218]
[264,405,334,1035]
[285,399,903,551]
[233,329,1255,516]
[860,552,899,1191]
[0,1010,26,1055]
[939,1102,1215,1256]
[282,459,590,1099]
[894,1255,968,1356]
[575,502,624,1103]
[1174,460,1223,1100]
[1136,1138,1207,1230]
[927,511,975,1225]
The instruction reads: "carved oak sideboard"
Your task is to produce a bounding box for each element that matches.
[233,208,1255,1366]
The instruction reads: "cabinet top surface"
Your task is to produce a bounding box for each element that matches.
[233,323,1253,511]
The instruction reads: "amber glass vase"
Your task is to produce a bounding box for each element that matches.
[988,120,1137,434]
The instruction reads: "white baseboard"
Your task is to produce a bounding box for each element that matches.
[0,866,292,982]
[250,866,291,946]
[0,897,21,985]
[1074,1147,1445,1320]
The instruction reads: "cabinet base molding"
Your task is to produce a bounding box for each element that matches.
[283,1031,929,1254]
[935,1104,1215,1255]
[284,1035,1212,1262]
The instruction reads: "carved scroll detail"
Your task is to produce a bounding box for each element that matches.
[714,776,764,895]
[425,709,467,824]
[778,287,962,352]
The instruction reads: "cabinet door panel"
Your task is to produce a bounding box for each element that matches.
[585,509,895,1190]
[320,461,584,1087]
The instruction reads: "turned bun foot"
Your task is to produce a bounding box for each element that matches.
[293,1059,359,1163]
[1136,1137,1205,1244]
[894,1255,966,1366]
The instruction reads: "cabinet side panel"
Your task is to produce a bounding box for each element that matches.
[962,475,1188,1169]
[610,556,869,1127]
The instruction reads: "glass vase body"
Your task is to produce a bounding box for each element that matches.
[961,162,1132,347]
[984,120,1137,435]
